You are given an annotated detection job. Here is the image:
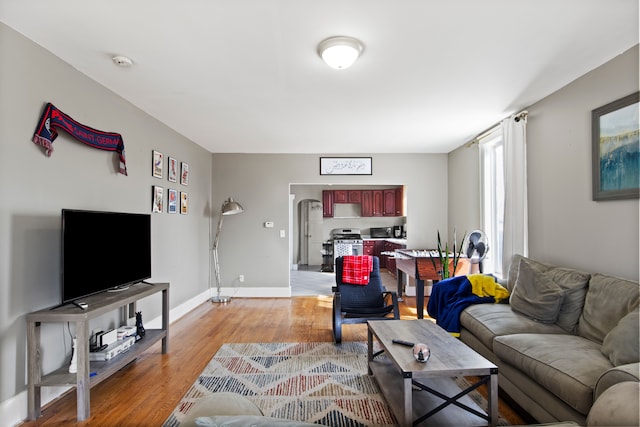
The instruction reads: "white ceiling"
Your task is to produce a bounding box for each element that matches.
[1,1,638,154]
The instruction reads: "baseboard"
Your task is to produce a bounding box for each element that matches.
[219,286,292,298]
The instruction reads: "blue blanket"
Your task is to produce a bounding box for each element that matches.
[427,276,496,336]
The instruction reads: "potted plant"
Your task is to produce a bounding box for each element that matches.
[430,229,466,280]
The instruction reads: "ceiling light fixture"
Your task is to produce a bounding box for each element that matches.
[112,55,133,67]
[317,36,364,70]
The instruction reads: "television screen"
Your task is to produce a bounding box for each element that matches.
[61,209,151,304]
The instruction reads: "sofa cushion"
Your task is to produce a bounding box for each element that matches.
[601,309,639,366]
[546,268,590,334]
[460,304,565,351]
[510,260,565,323]
[577,274,640,344]
[493,333,614,415]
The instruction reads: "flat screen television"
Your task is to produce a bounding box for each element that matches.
[61,209,151,304]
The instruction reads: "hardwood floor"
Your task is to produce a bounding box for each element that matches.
[18,295,528,426]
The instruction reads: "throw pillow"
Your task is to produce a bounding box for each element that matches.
[601,309,640,366]
[577,274,640,343]
[507,254,552,293]
[510,259,565,323]
[546,268,590,334]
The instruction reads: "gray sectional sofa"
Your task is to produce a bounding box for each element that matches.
[459,254,639,425]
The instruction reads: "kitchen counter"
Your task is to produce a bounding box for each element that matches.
[362,236,407,245]
[384,238,407,245]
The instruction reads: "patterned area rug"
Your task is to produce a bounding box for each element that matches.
[163,342,507,426]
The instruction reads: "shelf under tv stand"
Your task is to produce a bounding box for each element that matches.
[26,282,169,422]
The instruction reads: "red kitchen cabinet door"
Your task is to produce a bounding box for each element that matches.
[372,190,384,216]
[361,191,373,216]
[395,187,403,216]
[333,190,348,203]
[383,189,396,216]
[322,190,334,217]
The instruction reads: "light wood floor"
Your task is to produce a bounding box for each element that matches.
[19,295,528,426]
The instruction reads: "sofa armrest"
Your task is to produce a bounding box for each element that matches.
[594,362,640,400]
[181,393,263,427]
[587,382,640,426]
[188,415,319,426]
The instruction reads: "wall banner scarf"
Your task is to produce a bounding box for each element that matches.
[32,103,128,175]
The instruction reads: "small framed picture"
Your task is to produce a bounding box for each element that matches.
[180,192,188,214]
[152,150,164,178]
[168,157,178,183]
[181,162,189,186]
[320,157,372,175]
[152,186,164,213]
[168,189,178,214]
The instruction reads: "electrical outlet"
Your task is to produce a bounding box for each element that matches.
[239,275,244,282]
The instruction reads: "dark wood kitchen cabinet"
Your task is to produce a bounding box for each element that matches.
[322,190,334,217]
[395,186,403,216]
[372,190,384,216]
[383,189,396,216]
[381,187,404,217]
[363,240,375,256]
[333,190,360,204]
[361,191,373,216]
[333,190,348,203]
[322,187,403,218]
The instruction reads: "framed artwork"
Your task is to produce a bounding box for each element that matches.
[152,150,164,178]
[180,192,188,214]
[168,188,178,213]
[152,186,164,213]
[320,157,372,175]
[181,162,189,185]
[168,157,178,183]
[592,91,639,201]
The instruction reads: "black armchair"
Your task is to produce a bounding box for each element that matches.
[332,256,400,343]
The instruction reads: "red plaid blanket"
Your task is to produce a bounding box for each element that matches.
[341,255,373,285]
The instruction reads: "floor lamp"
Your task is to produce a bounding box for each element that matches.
[210,197,244,303]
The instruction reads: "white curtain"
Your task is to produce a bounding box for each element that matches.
[501,115,528,275]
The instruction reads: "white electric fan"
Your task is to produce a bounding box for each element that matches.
[464,230,489,274]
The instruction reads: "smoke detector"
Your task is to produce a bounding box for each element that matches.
[112,55,133,67]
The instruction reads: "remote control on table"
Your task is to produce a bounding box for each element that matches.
[392,339,415,347]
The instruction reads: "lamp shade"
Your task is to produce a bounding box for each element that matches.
[221,198,244,215]
[318,36,364,70]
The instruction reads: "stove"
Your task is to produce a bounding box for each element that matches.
[331,228,364,259]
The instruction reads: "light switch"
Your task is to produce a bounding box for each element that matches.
[279,229,286,238]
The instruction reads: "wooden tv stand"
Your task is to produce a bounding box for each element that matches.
[26,282,169,421]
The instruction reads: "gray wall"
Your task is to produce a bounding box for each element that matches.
[526,45,639,279]
[448,45,639,281]
[0,23,212,421]
[212,153,449,295]
[448,143,481,240]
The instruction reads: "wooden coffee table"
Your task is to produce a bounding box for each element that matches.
[367,319,498,427]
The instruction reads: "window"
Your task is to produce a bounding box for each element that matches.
[479,131,504,278]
